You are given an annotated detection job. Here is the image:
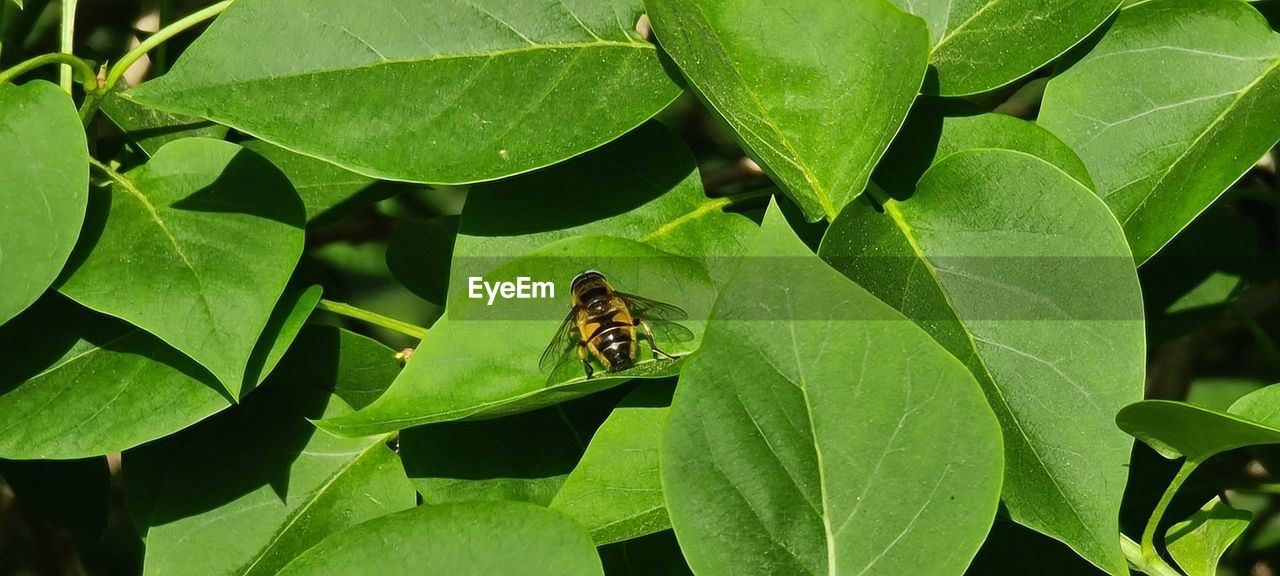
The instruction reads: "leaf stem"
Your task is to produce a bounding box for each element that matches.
[77,0,232,124]
[316,299,428,340]
[719,188,774,208]
[87,156,125,182]
[1141,459,1199,571]
[1122,534,1182,576]
[0,52,95,87]
[103,0,231,92]
[58,0,75,92]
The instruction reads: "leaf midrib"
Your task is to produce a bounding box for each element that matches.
[96,163,197,271]
[1118,55,1280,229]
[238,438,390,576]
[675,1,835,218]
[930,0,1000,56]
[141,40,653,95]
[881,196,1099,548]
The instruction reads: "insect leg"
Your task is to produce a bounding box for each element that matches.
[577,341,594,379]
[638,319,677,360]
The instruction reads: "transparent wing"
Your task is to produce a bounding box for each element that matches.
[643,317,695,344]
[619,293,694,344]
[539,308,581,374]
[617,292,688,321]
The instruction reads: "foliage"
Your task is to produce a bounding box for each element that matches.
[1,0,1279,574]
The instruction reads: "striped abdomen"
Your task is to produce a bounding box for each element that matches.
[578,296,637,371]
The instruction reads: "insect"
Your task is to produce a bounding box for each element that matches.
[540,270,691,379]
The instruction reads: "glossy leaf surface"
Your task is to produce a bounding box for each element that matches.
[888,0,1120,96]
[275,502,604,576]
[131,0,681,185]
[664,204,1003,576]
[1039,0,1280,263]
[645,0,929,221]
[550,383,672,544]
[59,138,305,395]
[1166,498,1250,576]
[319,124,755,436]
[820,149,1143,574]
[0,80,88,326]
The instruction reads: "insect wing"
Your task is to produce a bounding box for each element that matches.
[619,292,694,343]
[539,308,580,374]
[617,292,688,321]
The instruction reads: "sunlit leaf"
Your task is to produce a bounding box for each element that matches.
[645,0,928,221]
[664,203,1003,576]
[0,80,88,326]
[318,123,755,436]
[1039,0,1280,264]
[1166,497,1250,576]
[888,0,1120,96]
[275,502,604,576]
[131,0,681,185]
[59,138,305,396]
[820,149,1143,574]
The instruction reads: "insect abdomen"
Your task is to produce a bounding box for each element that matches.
[592,324,635,370]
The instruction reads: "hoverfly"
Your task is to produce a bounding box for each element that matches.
[539,270,692,379]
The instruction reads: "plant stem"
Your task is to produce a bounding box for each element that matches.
[103,0,231,91]
[1122,534,1182,576]
[1141,459,1199,570]
[77,0,232,124]
[58,0,75,92]
[316,299,428,340]
[719,188,774,208]
[0,51,94,86]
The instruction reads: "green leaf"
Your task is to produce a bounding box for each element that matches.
[1039,0,1280,264]
[887,0,1120,96]
[101,92,229,157]
[644,0,929,221]
[318,123,755,436]
[1115,400,1280,461]
[1166,497,1250,576]
[275,501,604,576]
[400,388,620,506]
[0,457,109,540]
[0,295,230,459]
[59,138,306,396]
[819,149,1143,575]
[241,284,322,393]
[241,140,394,227]
[131,325,415,576]
[663,203,1003,576]
[130,0,681,185]
[875,102,1094,199]
[550,383,672,544]
[0,80,88,326]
